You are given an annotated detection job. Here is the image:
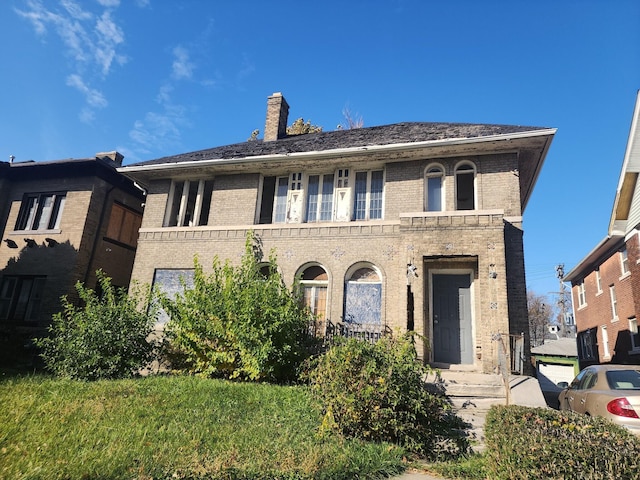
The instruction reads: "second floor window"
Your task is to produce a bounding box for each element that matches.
[354,170,383,220]
[425,164,444,212]
[577,281,586,308]
[609,285,618,320]
[306,174,334,222]
[620,247,629,275]
[105,203,143,248]
[164,179,214,227]
[455,162,475,210]
[15,192,66,231]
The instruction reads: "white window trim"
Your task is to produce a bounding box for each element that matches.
[601,325,611,359]
[620,248,630,279]
[576,281,587,309]
[595,268,603,295]
[424,163,445,212]
[163,179,213,227]
[353,169,385,221]
[454,160,477,211]
[609,284,619,322]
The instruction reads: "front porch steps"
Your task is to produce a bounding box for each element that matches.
[425,368,548,452]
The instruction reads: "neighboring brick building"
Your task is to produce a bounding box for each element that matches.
[0,152,144,334]
[119,92,556,374]
[565,91,640,368]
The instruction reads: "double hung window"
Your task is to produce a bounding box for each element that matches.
[164,179,214,227]
[15,192,66,231]
[306,174,334,222]
[353,170,383,220]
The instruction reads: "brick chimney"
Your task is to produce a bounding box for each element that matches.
[264,92,289,141]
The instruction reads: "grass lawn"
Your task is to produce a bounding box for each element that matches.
[0,375,407,480]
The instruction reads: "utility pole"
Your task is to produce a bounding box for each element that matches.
[552,264,575,336]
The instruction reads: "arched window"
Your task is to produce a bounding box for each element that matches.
[299,264,328,321]
[343,264,382,325]
[455,162,476,210]
[424,164,444,212]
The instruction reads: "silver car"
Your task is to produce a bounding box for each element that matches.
[558,364,640,434]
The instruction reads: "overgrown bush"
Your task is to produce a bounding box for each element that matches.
[485,404,640,479]
[162,232,317,383]
[36,271,160,380]
[305,335,469,459]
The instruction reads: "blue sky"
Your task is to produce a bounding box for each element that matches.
[1,0,639,306]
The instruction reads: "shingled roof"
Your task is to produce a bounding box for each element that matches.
[129,121,550,167]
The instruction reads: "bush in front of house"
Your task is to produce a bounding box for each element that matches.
[162,231,318,383]
[304,335,470,460]
[484,404,640,479]
[36,270,160,380]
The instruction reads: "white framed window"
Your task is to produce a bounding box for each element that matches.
[455,161,476,210]
[629,318,640,352]
[595,268,602,294]
[601,325,610,358]
[353,170,384,220]
[164,179,214,227]
[305,174,334,222]
[299,264,329,321]
[620,247,630,276]
[425,164,445,212]
[15,192,66,231]
[576,281,586,308]
[609,284,618,321]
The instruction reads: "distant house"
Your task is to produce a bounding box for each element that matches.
[531,337,579,407]
[565,91,640,368]
[119,92,556,374]
[0,152,144,333]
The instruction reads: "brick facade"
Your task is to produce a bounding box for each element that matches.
[0,156,144,331]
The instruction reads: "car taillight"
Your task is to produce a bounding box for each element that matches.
[607,398,640,418]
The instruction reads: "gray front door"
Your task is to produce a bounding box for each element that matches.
[432,274,473,364]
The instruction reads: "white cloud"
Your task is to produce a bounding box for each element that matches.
[171,46,195,80]
[97,0,121,7]
[66,74,108,109]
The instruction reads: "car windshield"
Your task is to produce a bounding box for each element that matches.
[606,369,640,390]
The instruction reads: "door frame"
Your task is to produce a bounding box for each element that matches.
[427,268,476,366]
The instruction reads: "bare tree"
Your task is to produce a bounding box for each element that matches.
[528,290,553,347]
[338,106,364,130]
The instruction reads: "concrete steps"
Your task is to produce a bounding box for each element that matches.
[425,369,548,452]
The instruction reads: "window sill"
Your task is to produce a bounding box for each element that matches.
[619,272,631,281]
[611,317,619,323]
[9,229,62,235]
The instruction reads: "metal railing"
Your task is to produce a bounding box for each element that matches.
[325,320,392,345]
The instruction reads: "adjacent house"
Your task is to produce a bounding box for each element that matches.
[565,91,640,368]
[119,92,556,374]
[0,152,145,335]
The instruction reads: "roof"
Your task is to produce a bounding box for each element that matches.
[531,338,578,357]
[564,234,625,282]
[126,121,552,167]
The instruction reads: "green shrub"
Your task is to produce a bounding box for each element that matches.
[162,231,317,383]
[485,404,640,479]
[305,335,469,459]
[35,271,160,380]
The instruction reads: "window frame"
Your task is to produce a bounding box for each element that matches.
[620,247,630,276]
[595,268,602,294]
[0,275,46,323]
[609,284,618,321]
[454,161,476,211]
[353,169,384,221]
[629,317,640,353]
[601,325,611,359]
[14,192,66,232]
[424,163,445,212]
[163,179,214,227]
[576,281,586,308]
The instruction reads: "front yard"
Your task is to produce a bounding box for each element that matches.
[0,375,406,480]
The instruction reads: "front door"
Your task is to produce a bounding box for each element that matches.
[432,274,473,364]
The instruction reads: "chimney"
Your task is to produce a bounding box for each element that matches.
[96,151,124,167]
[264,92,289,141]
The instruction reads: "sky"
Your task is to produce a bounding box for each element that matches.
[1,0,639,308]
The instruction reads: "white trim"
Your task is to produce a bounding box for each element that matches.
[118,129,558,174]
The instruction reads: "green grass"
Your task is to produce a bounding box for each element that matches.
[0,375,406,480]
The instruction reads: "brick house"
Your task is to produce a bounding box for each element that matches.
[565,91,640,368]
[119,93,555,374]
[0,152,144,334]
